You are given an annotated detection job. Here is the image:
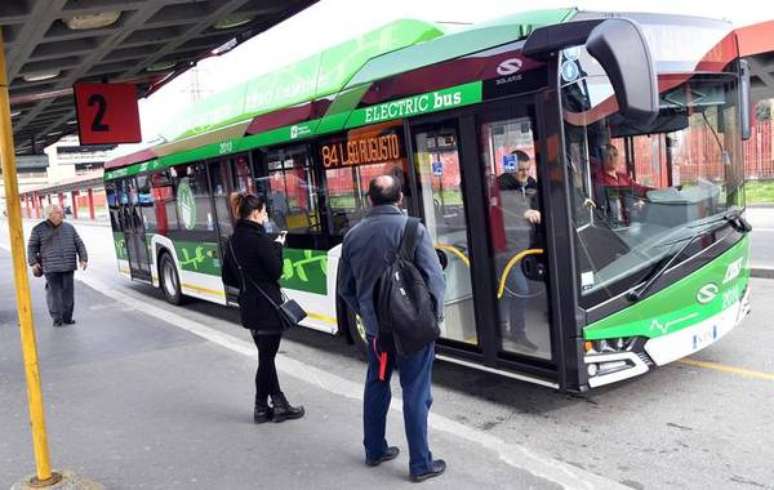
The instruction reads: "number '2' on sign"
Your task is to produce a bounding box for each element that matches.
[74,83,142,145]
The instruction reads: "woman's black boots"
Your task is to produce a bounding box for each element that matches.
[254,401,272,424]
[270,392,305,422]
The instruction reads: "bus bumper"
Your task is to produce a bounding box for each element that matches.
[585,285,751,388]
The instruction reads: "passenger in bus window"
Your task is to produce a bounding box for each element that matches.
[496,150,540,351]
[222,192,304,424]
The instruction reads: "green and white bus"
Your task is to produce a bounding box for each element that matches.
[104,9,753,391]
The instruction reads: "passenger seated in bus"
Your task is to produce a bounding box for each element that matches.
[495,150,540,351]
[593,143,652,226]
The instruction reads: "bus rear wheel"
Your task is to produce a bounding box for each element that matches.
[159,253,184,305]
[347,308,369,361]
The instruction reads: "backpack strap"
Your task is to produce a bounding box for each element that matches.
[399,218,420,261]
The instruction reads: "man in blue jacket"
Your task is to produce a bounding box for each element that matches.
[339,175,446,482]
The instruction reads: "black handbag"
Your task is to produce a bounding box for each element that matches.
[227,239,306,330]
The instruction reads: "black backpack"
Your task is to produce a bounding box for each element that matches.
[375,218,440,355]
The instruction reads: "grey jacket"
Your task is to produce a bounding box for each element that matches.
[339,205,446,338]
[27,221,88,274]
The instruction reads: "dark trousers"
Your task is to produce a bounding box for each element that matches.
[497,254,529,337]
[251,331,282,406]
[45,271,74,323]
[364,335,435,476]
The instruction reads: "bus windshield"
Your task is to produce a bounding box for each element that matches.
[561,51,743,297]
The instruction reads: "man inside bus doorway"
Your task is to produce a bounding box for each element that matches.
[496,150,540,351]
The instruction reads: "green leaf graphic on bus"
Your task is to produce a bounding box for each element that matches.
[280,248,328,295]
[180,246,208,270]
[174,241,220,276]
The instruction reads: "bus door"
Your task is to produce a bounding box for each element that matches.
[410,121,481,348]
[410,104,555,374]
[207,157,235,247]
[123,176,152,280]
[208,156,247,301]
[474,106,554,365]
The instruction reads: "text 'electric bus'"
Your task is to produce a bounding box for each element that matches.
[104,9,753,391]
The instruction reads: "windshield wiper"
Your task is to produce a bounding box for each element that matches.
[723,208,753,233]
[627,211,748,302]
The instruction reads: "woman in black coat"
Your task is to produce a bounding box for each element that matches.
[222,192,305,423]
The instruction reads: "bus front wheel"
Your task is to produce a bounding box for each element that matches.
[159,252,184,305]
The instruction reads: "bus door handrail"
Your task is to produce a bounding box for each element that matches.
[434,243,470,267]
[434,243,544,300]
[497,249,544,299]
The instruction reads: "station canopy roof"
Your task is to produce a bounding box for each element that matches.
[735,21,774,103]
[1,0,318,156]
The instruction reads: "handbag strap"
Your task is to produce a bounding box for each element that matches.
[227,239,281,310]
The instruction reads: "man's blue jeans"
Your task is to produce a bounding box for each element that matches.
[364,335,434,476]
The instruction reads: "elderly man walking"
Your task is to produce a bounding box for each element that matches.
[339,175,447,482]
[27,205,88,327]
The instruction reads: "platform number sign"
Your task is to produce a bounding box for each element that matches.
[74,83,142,145]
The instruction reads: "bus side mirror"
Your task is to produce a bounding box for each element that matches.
[524,18,659,126]
[739,59,752,141]
[585,19,659,126]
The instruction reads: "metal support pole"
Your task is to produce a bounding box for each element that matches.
[0,28,60,486]
[71,191,79,220]
[87,188,95,220]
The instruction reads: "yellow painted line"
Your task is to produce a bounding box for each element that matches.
[306,311,337,325]
[180,281,335,324]
[182,283,225,298]
[678,358,774,382]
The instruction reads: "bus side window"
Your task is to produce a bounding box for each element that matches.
[170,162,215,232]
[232,155,255,195]
[263,146,320,234]
[150,171,176,234]
[323,162,409,235]
[320,123,409,235]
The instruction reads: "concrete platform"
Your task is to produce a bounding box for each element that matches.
[0,249,611,489]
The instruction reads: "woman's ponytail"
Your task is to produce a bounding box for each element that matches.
[230,191,266,220]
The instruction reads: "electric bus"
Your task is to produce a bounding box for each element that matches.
[104,9,753,391]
